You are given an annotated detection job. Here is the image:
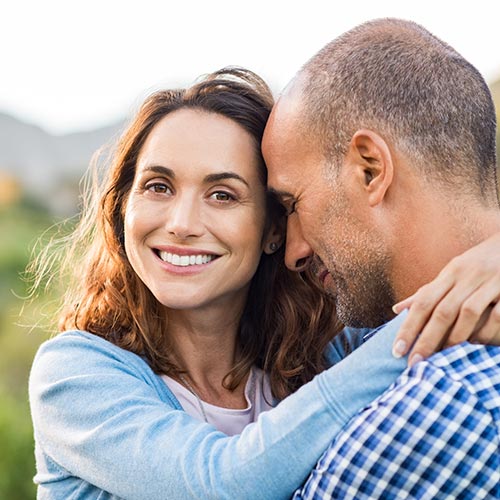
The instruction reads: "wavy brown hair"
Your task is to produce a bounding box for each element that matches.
[32,67,344,399]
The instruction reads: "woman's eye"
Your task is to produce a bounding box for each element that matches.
[146,182,171,194]
[210,191,234,202]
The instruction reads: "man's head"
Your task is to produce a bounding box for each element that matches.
[263,18,498,328]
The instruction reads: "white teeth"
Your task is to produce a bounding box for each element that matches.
[158,251,215,267]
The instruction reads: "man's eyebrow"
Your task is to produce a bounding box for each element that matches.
[204,172,249,188]
[268,187,295,201]
[142,165,176,178]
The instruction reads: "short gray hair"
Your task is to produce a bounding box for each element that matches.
[299,18,498,203]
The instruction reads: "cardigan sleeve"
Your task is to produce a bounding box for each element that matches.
[29,314,408,500]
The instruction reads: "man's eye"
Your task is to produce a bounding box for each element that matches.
[210,191,235,202]
[286,201,297,216]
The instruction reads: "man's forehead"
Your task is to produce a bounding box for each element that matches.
[262,112,296,191]
[264,76,306,140]
[263,102,303,172]
[272,83,304,129]
[262,75,314,193]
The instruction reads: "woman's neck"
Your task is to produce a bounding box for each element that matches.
[165,304,248,407]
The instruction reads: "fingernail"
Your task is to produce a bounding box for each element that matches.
[392,304,400,314]
[409,353,423,367]
[392,339,407,358]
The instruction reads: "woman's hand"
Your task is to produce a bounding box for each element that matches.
[391,232,500,366]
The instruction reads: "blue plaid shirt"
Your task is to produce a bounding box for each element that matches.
[294,343,500,499]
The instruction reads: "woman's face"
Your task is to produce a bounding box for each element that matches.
[124,108,269,314]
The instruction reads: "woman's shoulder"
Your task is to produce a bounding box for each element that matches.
[30,329,182,410]
[35,329,140,361]
[31,330,154,384]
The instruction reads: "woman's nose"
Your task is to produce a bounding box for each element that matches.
[165,194,204,239]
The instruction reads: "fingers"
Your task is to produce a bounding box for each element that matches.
[406,314,456,367]
[391,276,454,359]
[392,294,415,315]
[399,280,500,365]
[468,309,492,343]
[471,302,500,345]
[444,278,500,347]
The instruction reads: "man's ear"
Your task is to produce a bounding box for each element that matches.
[345,129,394,206]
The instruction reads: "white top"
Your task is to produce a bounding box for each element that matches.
[162,366,274,435]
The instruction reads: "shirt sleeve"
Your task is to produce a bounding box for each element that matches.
[29,316,408,500]
[323,326,367,363]
[293,358,499,499]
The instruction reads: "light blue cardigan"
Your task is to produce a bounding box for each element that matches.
[29,314,408,499]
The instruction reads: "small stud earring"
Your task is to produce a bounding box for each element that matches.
[269,242,278,252]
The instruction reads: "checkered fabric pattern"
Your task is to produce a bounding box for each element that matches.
[294,344,500,499]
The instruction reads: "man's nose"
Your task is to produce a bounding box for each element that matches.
[284,215,313,271]
[165,193,204,239]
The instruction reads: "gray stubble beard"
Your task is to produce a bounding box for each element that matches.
[327,254,396,329]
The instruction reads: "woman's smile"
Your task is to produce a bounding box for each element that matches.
[154,244,221,264]
[152,245,222,274]
[158,252,217,266]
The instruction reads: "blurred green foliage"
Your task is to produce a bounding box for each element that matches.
[0,203,57,500]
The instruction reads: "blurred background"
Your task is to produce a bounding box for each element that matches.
[1,1,500,497]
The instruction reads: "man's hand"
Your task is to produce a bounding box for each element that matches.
[391,232,500,366]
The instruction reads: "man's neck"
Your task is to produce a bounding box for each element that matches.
[391,198,500,301]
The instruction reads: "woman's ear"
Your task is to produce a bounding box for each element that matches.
[263,219,285,255]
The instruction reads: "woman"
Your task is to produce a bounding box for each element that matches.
[29,67,500,500]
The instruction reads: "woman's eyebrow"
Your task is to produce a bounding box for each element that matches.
[140,167,249,188]
[142,165,176,178]
[204,172,249,188]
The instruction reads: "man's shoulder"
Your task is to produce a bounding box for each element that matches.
[375,342,500,429]
[294,344,500,500]
[425,343,500,414]
[395,343,500,389]
[428,342,500,373]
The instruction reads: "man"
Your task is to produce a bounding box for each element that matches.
[263,18,500,498]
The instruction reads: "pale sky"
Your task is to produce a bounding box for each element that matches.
[2,0,500,135]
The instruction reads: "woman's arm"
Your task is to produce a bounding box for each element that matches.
[30,320,406,500]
